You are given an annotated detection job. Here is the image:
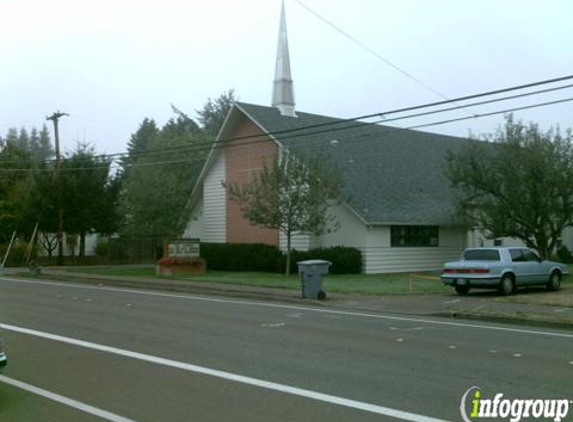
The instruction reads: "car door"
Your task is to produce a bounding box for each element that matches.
[521,249,546,284]
[508,248,529,286]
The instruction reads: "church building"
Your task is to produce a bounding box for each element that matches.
[183,3,539,273]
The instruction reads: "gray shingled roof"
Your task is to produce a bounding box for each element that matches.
[237,102,471,226]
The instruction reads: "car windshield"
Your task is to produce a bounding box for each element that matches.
[463,249,501,261]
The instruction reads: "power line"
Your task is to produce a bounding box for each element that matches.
[3,94,573,174]
[409,96,573,131]
[3,74,573,167]
[290,0,477,117]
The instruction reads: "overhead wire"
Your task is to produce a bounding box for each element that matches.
[2,92,573,174]
[2,74,573,168]
[290,0,478,117]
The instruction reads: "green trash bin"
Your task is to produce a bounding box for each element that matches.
[297,260,331,300]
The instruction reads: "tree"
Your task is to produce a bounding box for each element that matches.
[0,139,35,243]
[119,118,159,169]
[60,143,116,258]
[445,115,573,259]
[196,90,236,137]
[118,115,206,237]
[117,91,235,238]
[226,152,342,275]
[29,125,54,162]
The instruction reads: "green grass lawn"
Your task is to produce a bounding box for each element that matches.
[63,265,449,295]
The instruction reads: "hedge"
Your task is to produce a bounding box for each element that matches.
[200,243,283,272]
[200,243,362,274]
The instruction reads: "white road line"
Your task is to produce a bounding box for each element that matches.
[1,277,573,339]
[0,375,139,422]
[554,308,571,313]
[0,323,453,422]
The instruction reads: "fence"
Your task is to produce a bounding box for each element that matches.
[107,236,166,264]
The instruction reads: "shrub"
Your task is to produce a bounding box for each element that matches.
[556,245,573,263]
[310,246,363,274]
[277,246,363,274]
[95,238,109,257]
[200,243,362,274]
[200,243,283,272]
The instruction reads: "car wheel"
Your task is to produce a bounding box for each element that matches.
[498,274,514,295]
[547,271,561,292]
[455,285,470,295]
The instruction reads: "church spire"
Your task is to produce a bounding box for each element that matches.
[272,1,296,117]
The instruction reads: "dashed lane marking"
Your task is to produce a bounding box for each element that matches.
[261,322,286,328]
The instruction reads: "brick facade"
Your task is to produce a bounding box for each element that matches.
[225,115,279,245]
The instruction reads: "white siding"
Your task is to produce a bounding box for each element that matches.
[183,197,204,240]
[279,203,366,252]
[467,229,525,248]
[561,227,573,251]
[279,233,315,251]
[203,151,226,243]
[319,204,367,248]
[362,226,467,274]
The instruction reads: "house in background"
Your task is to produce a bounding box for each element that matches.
[183,3,573,273]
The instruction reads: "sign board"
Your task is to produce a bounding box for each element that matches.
[166,239,200,258]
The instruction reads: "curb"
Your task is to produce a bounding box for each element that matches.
[6,271,573,330]
[9,272,327,307]
[434,310,573,330]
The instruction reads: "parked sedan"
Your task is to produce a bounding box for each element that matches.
[441,247,568,295]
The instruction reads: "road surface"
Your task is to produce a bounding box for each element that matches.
[0,276,571,421]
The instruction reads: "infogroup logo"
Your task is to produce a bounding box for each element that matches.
[460,386,571,422]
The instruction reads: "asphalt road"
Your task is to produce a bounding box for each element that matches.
[0,276,571,422]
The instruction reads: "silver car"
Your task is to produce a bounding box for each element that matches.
[441,247,569,295]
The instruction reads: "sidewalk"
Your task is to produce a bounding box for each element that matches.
[3,266,572,329]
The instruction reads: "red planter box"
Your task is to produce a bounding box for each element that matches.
[156,258,207,276]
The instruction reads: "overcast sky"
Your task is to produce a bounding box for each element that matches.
[2,0,572,156]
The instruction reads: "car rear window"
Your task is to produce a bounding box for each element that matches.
[463,249,501,261]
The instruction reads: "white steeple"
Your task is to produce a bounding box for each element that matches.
[272,1,296,117]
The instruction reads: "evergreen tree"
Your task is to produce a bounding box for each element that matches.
[60,143,116,258]
[38,125,54,161]
[17,128,30,152]
[196,89,236,137]
[118,115,206,237]
[118,91,236,237]
[5,128,19,146]
[120,118,159,169]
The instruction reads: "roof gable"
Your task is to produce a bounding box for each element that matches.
[235,102,471,225]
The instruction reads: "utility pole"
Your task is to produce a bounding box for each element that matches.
[46,111,69,266]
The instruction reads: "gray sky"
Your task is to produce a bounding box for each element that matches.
[2,0,572,156]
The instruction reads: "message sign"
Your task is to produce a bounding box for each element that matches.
[166,239,200,258]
